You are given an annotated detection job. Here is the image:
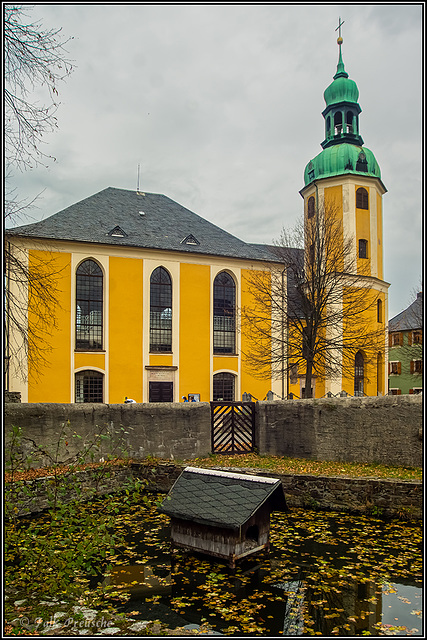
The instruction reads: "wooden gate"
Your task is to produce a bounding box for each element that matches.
[211,402,255,454]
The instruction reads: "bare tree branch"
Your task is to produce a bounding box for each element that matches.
[241,201,385,398]
[4,5,73,384]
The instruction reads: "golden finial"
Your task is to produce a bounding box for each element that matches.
[335,17,344,45]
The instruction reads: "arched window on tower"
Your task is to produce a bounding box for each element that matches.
[356,187,369,209]
[307,196,315,219]
[326,115,331,137]
[377,299,383,323]
[213,272,236,354]
[354,351,364,397]
[334,112,343,135]
[346,110,354,133]
[76,259,103,350]
[150,267,172,352]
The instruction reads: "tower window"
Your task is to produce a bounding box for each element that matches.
[356,187,369,209]
[307,196,315,218]
[377,299,382,323]
[359,239,368,259]
[346,110,354,133]
[334,112,343,135]
[356,152,368,172]
[354,351,364,396]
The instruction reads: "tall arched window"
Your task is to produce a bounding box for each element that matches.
[354,351,364,396]
[356,187,369,209]
[75,370,104,403]
[213,272,236,354]
[150,267,172,352]
[377,352,383,396]
[76,260,103,350]
[213,372,235,401]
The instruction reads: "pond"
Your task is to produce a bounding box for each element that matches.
[107,496,423,636]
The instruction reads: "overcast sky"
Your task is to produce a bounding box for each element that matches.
[7,4,423,319]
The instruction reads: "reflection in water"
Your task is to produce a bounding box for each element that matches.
[114,505,422,636]
[104,563,171,597]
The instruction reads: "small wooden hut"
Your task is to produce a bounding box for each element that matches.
[159,467,288,567]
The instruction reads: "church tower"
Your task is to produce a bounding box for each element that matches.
[299,21,389,397]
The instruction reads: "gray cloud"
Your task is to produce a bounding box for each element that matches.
[6,4,422,318]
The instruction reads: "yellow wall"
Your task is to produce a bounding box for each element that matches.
[108,256,143,403]
[28,251,72,402]
[179,263,211,401]
[355,184,371,276]
[240,267,274,401]
[376,192,383,280]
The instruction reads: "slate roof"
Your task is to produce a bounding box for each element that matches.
[6,187,284,264]
[389,293,423,332]
[159,467,288,530]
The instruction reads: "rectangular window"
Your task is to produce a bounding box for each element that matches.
[413,331,422,344]
[412,360,422,374]
[390,332,402,346]
[389,362,400,375]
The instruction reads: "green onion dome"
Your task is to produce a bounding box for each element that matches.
[324,72,359,106]
[304,144,381,186]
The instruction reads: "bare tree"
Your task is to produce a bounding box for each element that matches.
[4,5,73,384]
[241,201,385,398]
[4,4,73,172]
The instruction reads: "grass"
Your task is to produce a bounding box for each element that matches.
[186,453,422,482]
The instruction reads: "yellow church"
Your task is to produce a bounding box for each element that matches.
[5,32,388,403]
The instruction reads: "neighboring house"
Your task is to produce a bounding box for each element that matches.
[388,293,423,395]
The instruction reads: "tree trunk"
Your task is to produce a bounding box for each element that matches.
[304,357,313,398]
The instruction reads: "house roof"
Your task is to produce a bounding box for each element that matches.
[6,187,284,264]
[389,293,423,332]
[159,466,288,530]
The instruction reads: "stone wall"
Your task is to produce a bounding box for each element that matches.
[4,394,422,470]
[6,462,422,520]
[256,395,422,468]
[4,402,212,469]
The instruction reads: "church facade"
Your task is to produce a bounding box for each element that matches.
[6,188,285,403]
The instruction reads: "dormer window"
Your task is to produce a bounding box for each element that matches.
[181,234,200,246]
[108,226,127,238]
[356,152,368,172]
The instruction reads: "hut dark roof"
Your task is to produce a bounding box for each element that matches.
[159,467,287,530]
